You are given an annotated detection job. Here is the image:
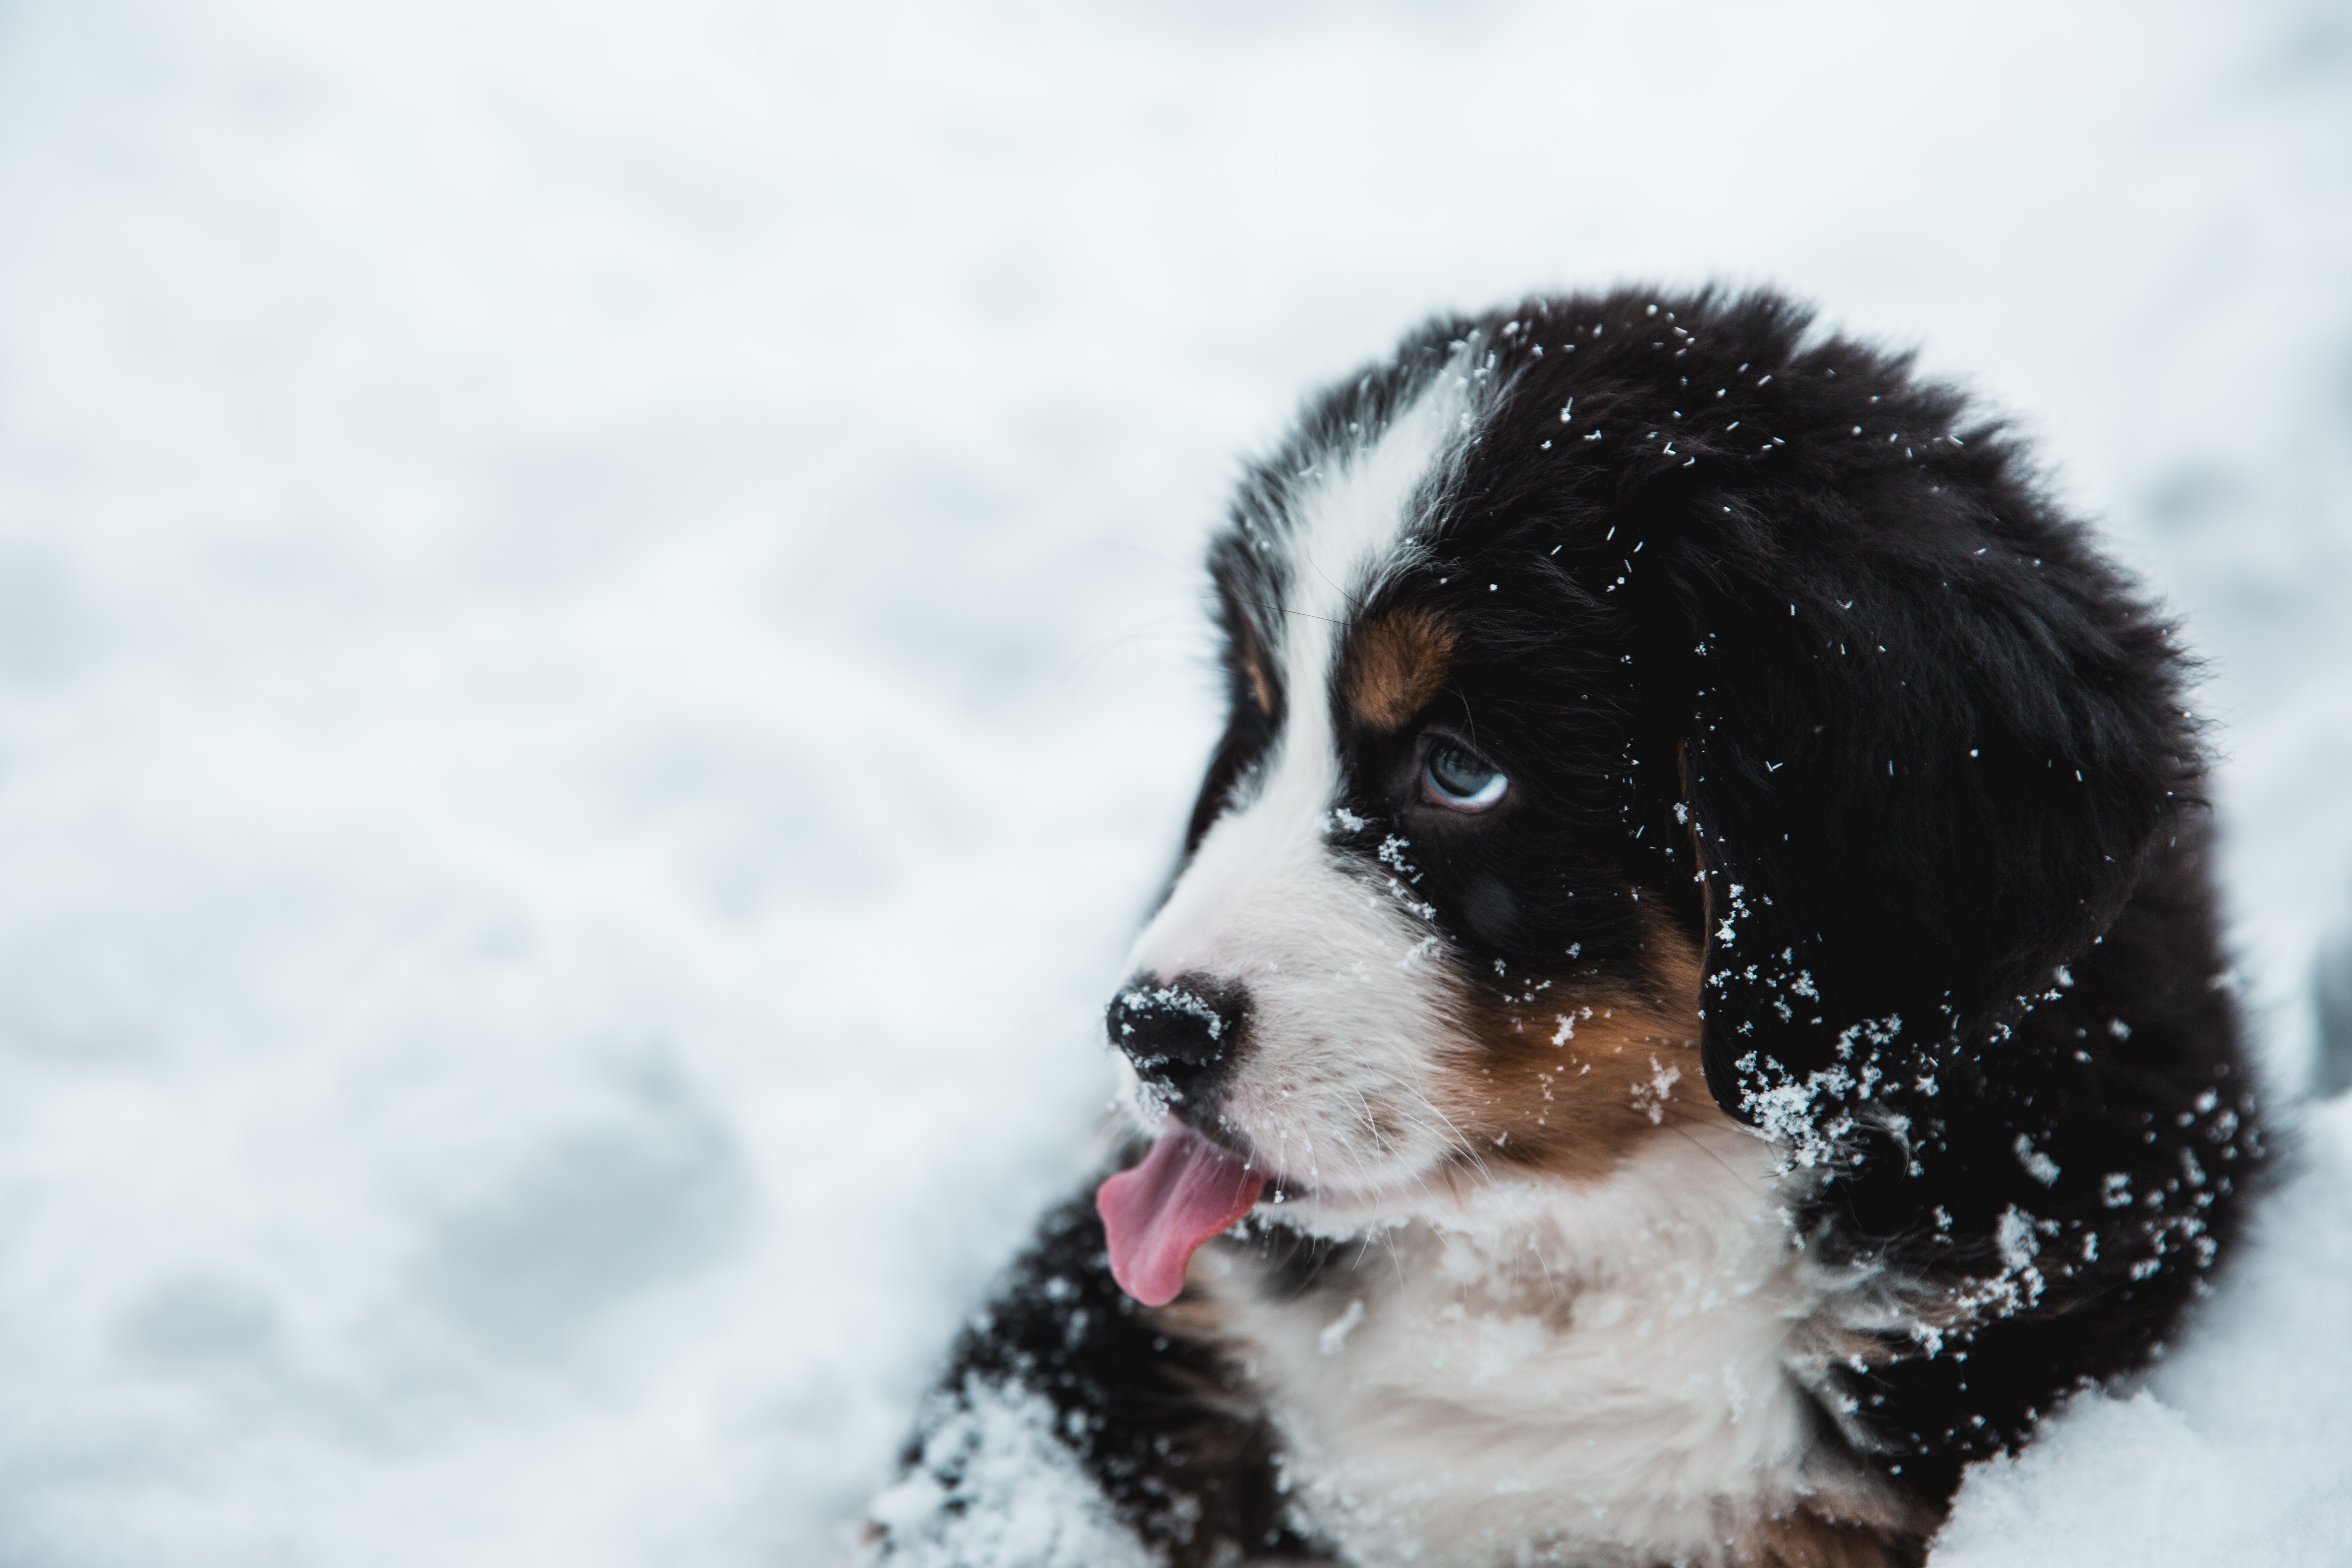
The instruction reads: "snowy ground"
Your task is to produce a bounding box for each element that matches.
[0,1,2346,1563]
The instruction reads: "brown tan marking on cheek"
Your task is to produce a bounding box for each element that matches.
[1232,616,1277,717]
[1434,907,1722,1183]
[1245,653,1276,720]
[1345,608,1457,734]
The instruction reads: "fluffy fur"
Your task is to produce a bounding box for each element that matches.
[860,287,2266,1568]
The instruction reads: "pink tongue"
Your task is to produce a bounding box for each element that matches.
[1096,1119,1268,1307]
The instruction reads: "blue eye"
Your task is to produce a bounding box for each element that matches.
[1423,743,1508,811]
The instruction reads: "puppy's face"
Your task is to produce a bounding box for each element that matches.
[1106,289,2198,1276]
[1110,349,1713,1213]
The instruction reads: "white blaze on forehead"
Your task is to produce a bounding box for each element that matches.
[1142,360,1480,964]
[1250,352,1488,829]
[1121,358,1489,1190]
[1278,365,1482,637]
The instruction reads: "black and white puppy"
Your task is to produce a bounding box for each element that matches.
[861,287,2265,1568]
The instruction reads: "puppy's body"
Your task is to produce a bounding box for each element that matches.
[864,289,2263,1568]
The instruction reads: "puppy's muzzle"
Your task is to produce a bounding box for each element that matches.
[1106,975,1250,1105]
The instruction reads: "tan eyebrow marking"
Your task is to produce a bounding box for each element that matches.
[1346,608,1457,733]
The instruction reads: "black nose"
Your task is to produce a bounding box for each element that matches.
[1107,975,1249,1101]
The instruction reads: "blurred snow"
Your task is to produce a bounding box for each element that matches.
[0,0,2345,1562]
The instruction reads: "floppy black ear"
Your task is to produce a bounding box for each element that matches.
[1651,463,2197,1136]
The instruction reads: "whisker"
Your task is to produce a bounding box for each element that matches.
[1229,593,1347,630]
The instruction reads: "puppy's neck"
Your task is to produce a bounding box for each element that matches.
[1217,1107,1795,1308]
[1187,1125,1911,1568]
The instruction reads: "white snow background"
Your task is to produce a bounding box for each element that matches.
[0,0,2347,1562]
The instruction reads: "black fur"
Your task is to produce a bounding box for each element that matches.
[902,1185,1321,1566]
[867,287,2266,1564]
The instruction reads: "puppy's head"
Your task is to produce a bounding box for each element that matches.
[1104,290,2197,1255]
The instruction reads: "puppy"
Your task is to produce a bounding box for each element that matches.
[861,287,2265,1568]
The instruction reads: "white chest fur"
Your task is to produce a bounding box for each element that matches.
[1193,1123,1902,1567]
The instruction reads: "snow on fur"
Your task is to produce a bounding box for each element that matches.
[862,1382,1155,1568]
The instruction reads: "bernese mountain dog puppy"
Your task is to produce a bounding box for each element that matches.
[860,287,2266,1568]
